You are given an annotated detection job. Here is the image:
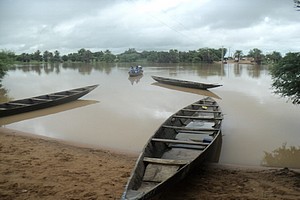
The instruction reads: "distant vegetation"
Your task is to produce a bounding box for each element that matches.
[3,47,283,65]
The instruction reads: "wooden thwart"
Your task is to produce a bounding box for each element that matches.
[162,125,219,131]
[173,115,223,120]
[181,109,221,113]
[152,138,209,146]
[169,144,206,150]
[143,157,188,165]
[7,102,29,106]
[192,103,218,107]
[31,98,52,102]
[48,94,66,97]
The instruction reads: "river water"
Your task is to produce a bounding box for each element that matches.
[1,62,299,168]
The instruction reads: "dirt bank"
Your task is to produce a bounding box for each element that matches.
[0,127,299,200]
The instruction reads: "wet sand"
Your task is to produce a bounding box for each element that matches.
[0,127,299,200]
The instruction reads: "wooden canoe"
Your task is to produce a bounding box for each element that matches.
[152,75,222,90]
[0,85,98,117]
[122,97,223,199]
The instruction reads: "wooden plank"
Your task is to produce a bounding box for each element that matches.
[192,103,218,107]
[173,115,223,120]
[143,157,188,165]
[7,102,29,106]
[199,99,215,103]
[48,94,66,97]
[152,138,209,146]
[169,144,206,150]
[162,125,219,131]
[181,109,221,113]
[31,98,52,102]
[176,130,215,135]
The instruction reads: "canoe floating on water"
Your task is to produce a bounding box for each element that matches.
[122,97,223,200]
[0,85,98,117]
[152,75,222,90]
[129,66,143,77]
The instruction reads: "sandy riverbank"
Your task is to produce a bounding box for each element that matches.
[0,127,299,200]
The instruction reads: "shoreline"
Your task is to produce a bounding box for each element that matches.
[1,127,299,199]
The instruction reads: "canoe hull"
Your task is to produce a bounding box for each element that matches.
[0,85,98,117]
[122,97,223,199]
[152,76,222,90]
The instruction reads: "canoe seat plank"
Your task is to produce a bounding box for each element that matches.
[31,98,52,102]
[152,138,209,146]
[7,102,29,106]
[182,109,221,113]
[48,94,66,97]
[173,115,223,120]
[192,103,218,107]
[162,125,219,131]
[176,130,215,135]
[169,144,206,150]
[143,157,188,165]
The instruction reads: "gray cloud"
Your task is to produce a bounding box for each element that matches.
[0,0,299,55]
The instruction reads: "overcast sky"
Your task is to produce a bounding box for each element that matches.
[0,0,299,56]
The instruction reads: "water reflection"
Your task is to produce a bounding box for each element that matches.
[0,87,11,103]
[9,62,117,76]
[128,75,143,85]
[151,82,221,99]
[0,100,99,126]
[262,143,300,168]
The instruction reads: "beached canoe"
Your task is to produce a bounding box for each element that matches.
[0,85,98,117]
[152,75,222,90]
[122,97,223,199]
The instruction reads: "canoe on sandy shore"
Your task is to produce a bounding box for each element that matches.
[152,75,222,90]
[122,97,223,200]
[0,85,98,117]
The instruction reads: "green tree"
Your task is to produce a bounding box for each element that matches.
[234,50,243,62]
[266,51,282,63]
[61,55,68,62]
[118,48,140,62]
[17,53,31,62]
[248,48,264,64]
[270,52,300,104]
[43,51,52,62]
[52,50,61,62]
[168,49,179,63]
[93,51,105,62]
[77,48,93,63]
[103,50,116,62]
[0,50,15,78]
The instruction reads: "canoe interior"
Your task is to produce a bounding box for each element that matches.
[123,97,222,199]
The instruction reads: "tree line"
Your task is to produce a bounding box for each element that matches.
[10,48,282,64]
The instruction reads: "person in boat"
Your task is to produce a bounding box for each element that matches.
[130,66,135,73]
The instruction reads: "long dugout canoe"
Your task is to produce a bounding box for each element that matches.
[122,97,223,199]
[0,84,98,117]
